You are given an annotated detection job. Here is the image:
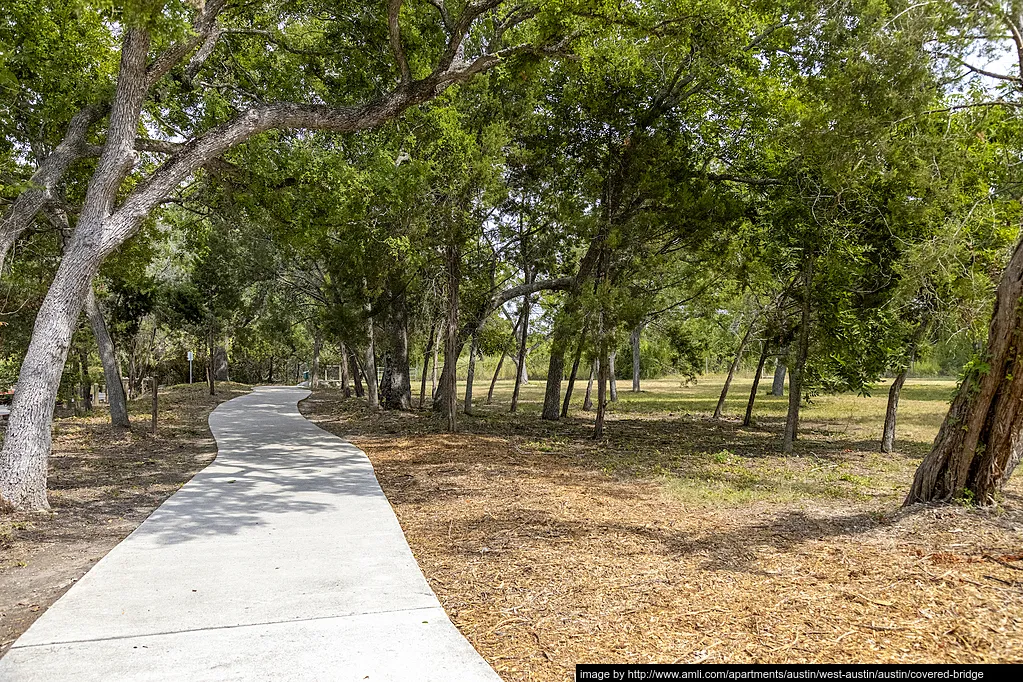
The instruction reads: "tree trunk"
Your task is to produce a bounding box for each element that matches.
[431,334,439,399]
[85,288,129,428]
[608,351,618,402]
[906,243,1023,504]
[339,343,351,398]
[78,346,92,415]
[362,298,380,409]
[631,325,643,392]
[206,330,216,396]
[594,353,609,439]
[510,292,531,413]
[267,355,274,384]
[351,351,365,398]
[882,319,929,454]
[783,261,813,453]
[583,358,597,412]
[772,357,787,397]
[715,319,756,419]
[464,333,478,415]
[310,329,322,389]
[213,346,229,382]
[380,306,412,410]
[486,352,505,405]
[419,323,436,409]
[744,341,771,427]
[541,337,567,420]
[435,244,461,431]
[562,330,587,417]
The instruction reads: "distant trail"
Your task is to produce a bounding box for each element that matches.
[0,386,500,681]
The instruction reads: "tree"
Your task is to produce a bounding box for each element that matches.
[0,0,573,509]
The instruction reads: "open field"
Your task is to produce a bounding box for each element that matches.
[301,374,1023,678]
[0,383,250,656]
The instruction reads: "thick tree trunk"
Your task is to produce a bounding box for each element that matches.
[419,324,436,409]
[85,288,129,428]
[435,245,461,431]
[715,319,756,419]
[562,330,587,417]
[583,359,597,412]
[906,243,1023,505]
[464,334,478,415]
[351,351,365,398]
[510,292,531,413]
[380,307,412,410]
[339,344,351,398]
[541,337,567,420]
[213,345,229,382]
[744,341,771,427]
[310,329,322,389]
[631,325,643,392]
[772,358,787,397]
[486,352,505,405]
[783,261,813,453]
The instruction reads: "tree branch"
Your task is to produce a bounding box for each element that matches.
[388,0,412,83]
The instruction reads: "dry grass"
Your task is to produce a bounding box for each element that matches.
[0,382,250,656]
[301,375,1023,678]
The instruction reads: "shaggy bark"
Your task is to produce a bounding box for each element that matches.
[85,288,129,428]
[435,245,461,431]
[380,306,412,410]
[906,241,1023,504]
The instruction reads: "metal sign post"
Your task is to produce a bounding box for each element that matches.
[187,350,194,384]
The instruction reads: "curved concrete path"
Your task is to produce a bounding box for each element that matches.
[0,386,501,681]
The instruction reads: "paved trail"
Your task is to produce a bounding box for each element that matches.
[0,386,500,681]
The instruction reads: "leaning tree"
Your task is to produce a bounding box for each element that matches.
[0,0,575,510]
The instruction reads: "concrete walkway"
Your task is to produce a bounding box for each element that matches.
[0,387,501,681]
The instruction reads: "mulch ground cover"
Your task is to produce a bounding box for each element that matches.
[301,388,1023,680]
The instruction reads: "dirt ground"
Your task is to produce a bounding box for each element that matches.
[0,383,249,656]
[300,377,1023,679]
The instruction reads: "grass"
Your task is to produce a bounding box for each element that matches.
[395,372,963,508]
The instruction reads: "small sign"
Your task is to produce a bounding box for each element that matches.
[187,351,194,361]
